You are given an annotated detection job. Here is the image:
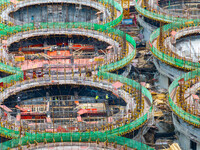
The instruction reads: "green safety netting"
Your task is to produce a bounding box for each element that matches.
[149,20,200,70]
[0,62,23,84]
[0,21,134,84]
[169,69,200,126]
[0,0,10,5]
[100,33,136,72]
[0,0,123,27]
[0,62,20,73]
[0,21,154,148]
[98,71,153,135]
[135,0,200,23]
[0,132,155,150]
[0,1,155,149]
[98,0,123,27]
[0,72,23,84]
[0,126,20,139]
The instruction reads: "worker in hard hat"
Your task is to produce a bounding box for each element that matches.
[106,94,109,99]
[95,95,99,102]
[55,98,58,105]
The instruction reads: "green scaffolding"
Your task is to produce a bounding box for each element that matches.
[149,21,200,70]
[0,62,23,84]
[0,22,154,148]
[0,21,135,85]
[1,132,155,150]
[169,69,200,126]
[0,0,123,27]
[0,0,155,149]
[135,0,200,23]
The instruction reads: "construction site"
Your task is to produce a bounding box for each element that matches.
[0,0,199,150]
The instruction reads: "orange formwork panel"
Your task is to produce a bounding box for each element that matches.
[71,44,94,51]
[22,51,36,54]
[47,50,70,56]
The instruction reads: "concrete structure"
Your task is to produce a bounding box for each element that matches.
[1,0,112,25]
[135,0,200,89]
[150,22,200,89]
[0,1,155,150]
[169,70,200,150]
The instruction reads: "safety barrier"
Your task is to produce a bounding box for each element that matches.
[0,62,23,84]
[0,0,123,27]
[0,22,135,85]
[0,1,154,149]
[0,71,153,139]
[0,71,153,143]
[1,132,155,150]
[0,126,20,139]
[169,69,200,127]
[149,20,200,71]
[140,0,200,129]
[98,71,153,135]
[135,0,200,23]
[0,22,153,144]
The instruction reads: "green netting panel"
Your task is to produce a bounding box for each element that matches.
[1,132,155,150]
[97,71,152,100]
[0,0,10,5]
[99,0,123,27]
[0,72,23,84]
[0,2,153,148]
[97,71,153,135]
[0,0,123,27]
[100,33,136,72]
[150,21,200,70]
[135,0,200,23]
[0,126,20,139]
[0,62,20,73]
[169,69,200,125]
[0,62,23,84]
[0,21,132,84]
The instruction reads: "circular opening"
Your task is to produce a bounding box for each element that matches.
[9,3,100,23]
[175,34,200,62]
[3,84,127,132]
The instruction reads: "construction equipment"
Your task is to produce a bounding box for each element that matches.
[121,0,130,19]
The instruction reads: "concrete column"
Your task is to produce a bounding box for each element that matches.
[158,73,169,89]
[66,4,68,22]
[197,143,200,150]
[178,132,190,150]
[70,48,74,64]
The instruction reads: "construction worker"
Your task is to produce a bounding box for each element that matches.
[55,97,58,105]
[95,95,99,102]
[106,94,109,100]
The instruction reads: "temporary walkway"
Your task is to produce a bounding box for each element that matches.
[150,20,200,71]
[135,0,200,23]
[0,132,155,150]
[0,22,154,148]
[0,1,155,150]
